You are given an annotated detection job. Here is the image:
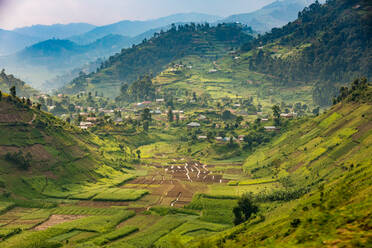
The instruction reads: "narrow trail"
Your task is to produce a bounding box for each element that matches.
[170,192,182,207]
[184,163,192,182]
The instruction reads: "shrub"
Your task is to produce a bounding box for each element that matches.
[4,151,32,170]
[233,193,258,225]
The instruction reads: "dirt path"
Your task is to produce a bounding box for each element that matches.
[170,192,182,207]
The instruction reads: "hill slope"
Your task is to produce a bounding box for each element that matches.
[0,70,38,98]
[199,81,372,247]
[237,0,371,106]
[0,90,135,203]
[62,23,253,97]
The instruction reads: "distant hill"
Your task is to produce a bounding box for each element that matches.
[0,34,132,88]
[69,13,222,44]
[13,23,96,40]
[62,23,254,97]
[14,34,131,69]
[0,23,96,56]
[222,0,314,33]
[0,29,39,56]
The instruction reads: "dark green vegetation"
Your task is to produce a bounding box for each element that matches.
[239,0,371,105]
[62,23,253,97]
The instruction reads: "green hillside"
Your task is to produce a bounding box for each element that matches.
[195,81,372,247]
[0,90,140,204]
[238,0,371,105]
[0,70,38,98]
[61,23,253,97]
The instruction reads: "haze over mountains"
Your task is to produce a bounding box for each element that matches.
[222,0,314,32]
[0,0,316,90]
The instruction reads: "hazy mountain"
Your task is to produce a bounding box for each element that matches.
[0,23,96,56]
[0,34,132,89]
[8,34,129,68]
[0,29,39,56]
[13,23,96,40]
[69,13,222,44]
[222,0,315,32]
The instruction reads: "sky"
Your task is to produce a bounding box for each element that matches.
[0,0,275,30]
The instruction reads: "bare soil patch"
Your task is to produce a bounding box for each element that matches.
[0,144,52,162]
[34,215,85,230]
[353,122,372,140]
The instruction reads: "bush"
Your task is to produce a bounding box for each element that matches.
[4,151,32,170]
[233,193,258,225]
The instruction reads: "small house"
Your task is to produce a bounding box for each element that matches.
[264,126,280,132]
[198,136,207,140]
[187,122,201,128]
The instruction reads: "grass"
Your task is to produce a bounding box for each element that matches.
[50,206,127,216]
[0,201,15,214]
[54,210,135,233]
[93,188,149,201]
[186,194,237,225]
[114,216,187,248]
[90,226,139,245]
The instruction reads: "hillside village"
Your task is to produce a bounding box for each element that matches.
[0,0,370,247]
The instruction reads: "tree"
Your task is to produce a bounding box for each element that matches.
[233,193,258,225]
[10,86,16,97]
[136,150,141,159]
[222,110,234,120]
[192,92,197,102]
[141,108,152,121]
[167,107,174,122]
[312,107,320,116]
[68,104,75,112]
[235,116,243,127]
[143,121,149,132]
[272,105,281,126]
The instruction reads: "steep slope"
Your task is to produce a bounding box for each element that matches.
[197,81,372,247]
[222,0,313,33]
[0,70,38,98]
[237,0,371,106]
[69,13,221,45]
[62,23,253,97]
[0,90,133,203]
